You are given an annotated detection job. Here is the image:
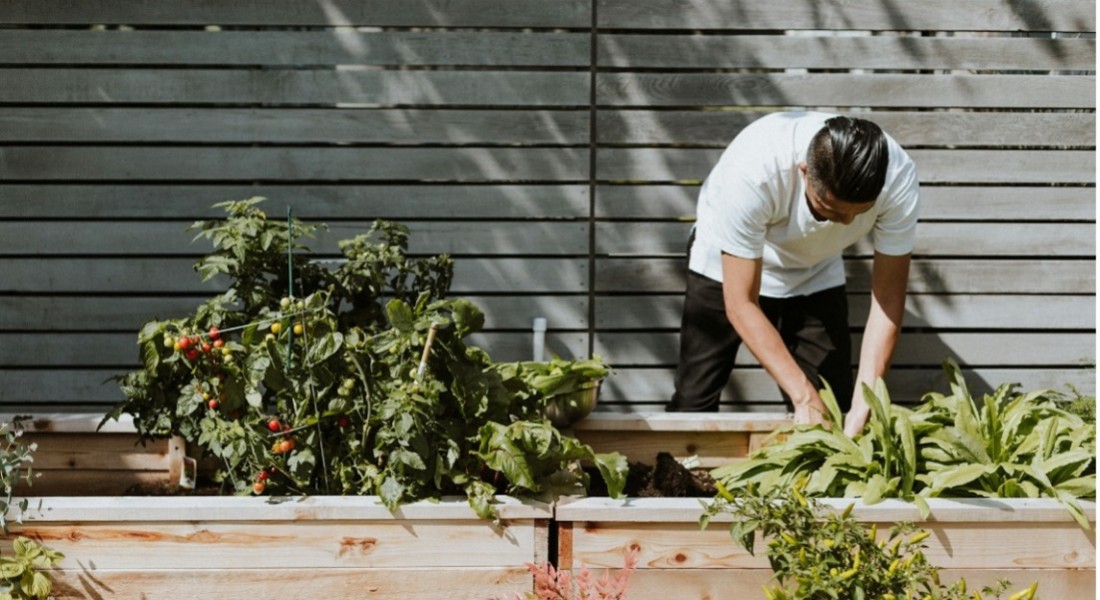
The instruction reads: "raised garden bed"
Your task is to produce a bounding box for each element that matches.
[555,496,1096,598]
[569,413,791,468]
[10,495,550,599]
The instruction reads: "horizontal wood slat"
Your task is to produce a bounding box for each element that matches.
[0,221,590,256]
[12,220,1082,257]
[598,367,1097,403]
[45,568,531,600]
[596,73,1095,109]
[594,294,1096,330]
[0,295,590,331]
[595,185,1096,221]
[598,34,1096,70]
[620,570,1093,600]
[0,185,591,219]
[0,332,590,367]
[596,0,1096,32]
[595,258,1096,293]
[0,108,590,144]
[1,258,590,293]
[597,148,1095,183]
[594,222,1095,257]
[0,69,591,106]
[0,30,590,66]
[595,332,1096,367]
[0,147,589,181]
[596,110,1097,147]
[2,0,591,27]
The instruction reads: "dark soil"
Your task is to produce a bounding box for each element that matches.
[588,452,717,498]
[126,452,717,498]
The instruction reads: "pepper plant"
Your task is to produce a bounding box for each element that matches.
[107,198,626,518]
[701,479,1031,600]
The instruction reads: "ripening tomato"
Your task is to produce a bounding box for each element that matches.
[178,336,193,351]
[201,342,212,353]
[213,338,224,349]
[208,326,221,341]
[252,481,265,494]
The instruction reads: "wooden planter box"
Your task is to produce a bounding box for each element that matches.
[1,414,184,495]
[569,413,791,468]
[10,495,550,599]
[556,497,1096,599]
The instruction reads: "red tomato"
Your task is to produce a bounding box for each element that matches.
[208,326,221,341]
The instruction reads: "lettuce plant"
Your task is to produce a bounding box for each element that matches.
[712,360,1095,527]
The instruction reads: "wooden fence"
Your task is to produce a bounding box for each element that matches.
[0,0,1094,413]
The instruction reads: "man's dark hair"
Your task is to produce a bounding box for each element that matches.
[807,116,889,203]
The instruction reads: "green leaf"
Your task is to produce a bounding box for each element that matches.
[286,448,316,481]
[451,299,486,338]
[386,300,415,332]
[592,451,628,498]
[306,332,344,366]
[27,571,50,599]
[0,559,22,579]
[926,463,990,495]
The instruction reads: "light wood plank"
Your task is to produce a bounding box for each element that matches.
[0,30,590,66]
[593,294,1097,330]
[2,0,591,27]
[14,495,549,522]
[594,222,1095,257]
[597,367,1097,404]
[0,69,590,106]
[0,295,589,331]
[619,569,1093,600]
[0,221,590,256]
[597,148,1095,183]
[557,497,1095,524]
[46,567,533,600]
[596,73,1095,109]
[593,332,1096,367]
[596,0,1096,32]
[566,520,1094,570]
[16,433,169,471]
[0,184,591,219]
[572,430,749,468]
[595,184,1096,221]
[0,257,589,293]
[597,110,1097,147]
[13,521,540,569]
[0,108,589,144]
[0,147,589,182]
[594,258,1096,294]
[599,34,1096,70]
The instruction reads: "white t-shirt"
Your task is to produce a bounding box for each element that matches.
[690,112,921,298]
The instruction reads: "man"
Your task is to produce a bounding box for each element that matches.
[667,112,920,437]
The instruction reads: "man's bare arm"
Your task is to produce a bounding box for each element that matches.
[721,253,827,426]
[844,251,910,436]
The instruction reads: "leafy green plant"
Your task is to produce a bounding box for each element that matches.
[0,424,36,534]
[498,356,611,399]
[107,198,627,518]
[701,480,1031,600]
[712,360,1095,527]
[0,537,64,600]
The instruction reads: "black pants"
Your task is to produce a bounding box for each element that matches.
[668,270,854,413]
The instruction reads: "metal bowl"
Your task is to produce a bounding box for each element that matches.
[544,380,600,428]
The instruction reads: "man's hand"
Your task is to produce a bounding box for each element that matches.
[843,404,870,437]
[792,383,829,427]
[793,399,829,427]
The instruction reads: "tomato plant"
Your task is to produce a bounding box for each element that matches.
[108,198,626,519]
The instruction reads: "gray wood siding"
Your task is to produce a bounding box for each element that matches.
[0,1,1093,412]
